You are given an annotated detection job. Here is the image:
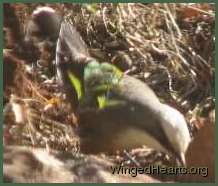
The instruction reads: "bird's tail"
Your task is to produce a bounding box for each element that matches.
[56,20,92,112]
[56,20,90,65]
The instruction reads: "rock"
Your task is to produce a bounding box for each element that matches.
[3,145,162,183]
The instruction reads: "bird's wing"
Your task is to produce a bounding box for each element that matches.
[105,75,180,155]
[78,102,174,155]
[110,75,162,112]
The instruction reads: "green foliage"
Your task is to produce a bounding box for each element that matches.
[67,70,83,100]
[67,61,124,109]
[97,95,126,109]
[84,61,123,95]
[83,3,98,14]
[97,95,107,109]
[83,61,124,109]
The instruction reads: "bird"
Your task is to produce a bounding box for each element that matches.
[56,21,191,166]
[23,6,62,75]
[24,6,62,44]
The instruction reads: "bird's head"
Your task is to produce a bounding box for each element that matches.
[25,6,62,43]
[159,104,192,166]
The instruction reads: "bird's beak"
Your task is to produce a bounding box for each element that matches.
[176,153,186,167]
